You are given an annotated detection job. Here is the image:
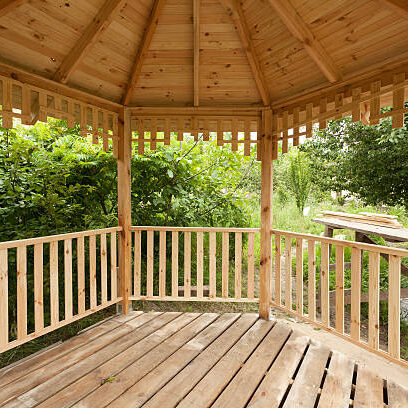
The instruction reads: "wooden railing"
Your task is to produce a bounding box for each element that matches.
[0,227,122,353]
[270,228,408,365]
[130,226,260,303]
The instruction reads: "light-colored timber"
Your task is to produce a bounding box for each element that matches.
[0,311,406,408]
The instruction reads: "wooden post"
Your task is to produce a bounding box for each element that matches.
[117,107,132,314]
[259,109,273,319]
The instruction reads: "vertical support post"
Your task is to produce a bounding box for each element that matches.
[259,109,273,319]
[117,107,132,314]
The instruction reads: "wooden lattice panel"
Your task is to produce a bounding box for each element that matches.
[130,111,262,158]
[0,75,120,157]
[272,71,408,160]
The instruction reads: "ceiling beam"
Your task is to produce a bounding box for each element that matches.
[219,0,270,106]
[378,0,408,18]
[268,0,341,83]
[122,0,166,106]
[0,0,27,18]
[53,0,125,84]
[193,0,200,107]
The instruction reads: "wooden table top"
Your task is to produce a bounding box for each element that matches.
[313,217,408,242]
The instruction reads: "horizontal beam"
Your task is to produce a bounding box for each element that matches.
[0,61,122,113]
[53,0,125,84]
[128,106,264,116]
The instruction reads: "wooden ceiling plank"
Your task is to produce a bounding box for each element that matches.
[378,0,408,19]
[268,0,342,84]
[0,0,26,18]
[194,0,200,107]
[218,0,271,106]
[122,0,166,106]
[53,0,125,84]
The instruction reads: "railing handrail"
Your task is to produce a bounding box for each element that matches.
[271,228,408,257]
[130,225,408,257]
[0,226,123,249]
[130,226,260,233]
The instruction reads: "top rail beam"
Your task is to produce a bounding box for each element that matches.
[0,227,122,249]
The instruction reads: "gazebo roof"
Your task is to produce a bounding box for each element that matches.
[0,0,407,109]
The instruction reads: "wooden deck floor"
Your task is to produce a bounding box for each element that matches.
[0,312,407,408]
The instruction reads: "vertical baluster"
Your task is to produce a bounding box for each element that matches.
[308,240,316,321]
[34,243,44,332]
[92,108,99,144]
[296,238,303,315]
[321,242,330,327]
[171,231,179,297]
[319,97,327,130]
[284,235,292,310]
[67,100,74,128]
[197,232,204,298]
[388,255,401,359]
[247,232,255,300]
[306,103,313,138]
[159,231,166,298]
[282,112,288,154]
[110,232,117,300]
[21,85,31,125]
[217,120,223,146]
[50,241,59,325]
[335,245,344,334]
[77,236,85,313]
[334,93,343,120]
[184,232,191,298]
[392,73,405,129]
[352,88,361,123]
[275,233,281,305]
[64,239,73,320]
[80,104,88,137]
[209,231,216,298]
[113,115,119,158]
[370,80,381,125]
[101,233,107,304]
[147,231,154,297]
[203,119,209,142]
[0,249,8,347]
[244,120,251,156]
[17,246,27,339]
[138,118,145,155]
[350,247,361,341]
[164,118,171,145]
[231,118,238,151]
[222,232,229,298]
[102,112,109,152]
[151,118,157,150]
[2,78,13,128]
[38,91,47,123]
[89,235,97,308]
[293,107,300,146]
[368,251,380,350]
[235,232,242,299]
[134,230,141,297]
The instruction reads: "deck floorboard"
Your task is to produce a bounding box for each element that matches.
[0,311,407,408]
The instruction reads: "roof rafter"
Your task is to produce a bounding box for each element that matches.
[219,0,270,106]
[378,0,408,18]
[122,0,166,106]
[53,0,125,84]
[268,0,342,83]
[193,0,200,107]
[0,0,27,18]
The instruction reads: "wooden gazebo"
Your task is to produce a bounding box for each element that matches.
[1,0,408,406]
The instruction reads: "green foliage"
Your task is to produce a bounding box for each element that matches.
[300,117,408,210]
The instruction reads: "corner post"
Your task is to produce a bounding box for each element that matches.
[259,108,273,319]
[117,107,132,314]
